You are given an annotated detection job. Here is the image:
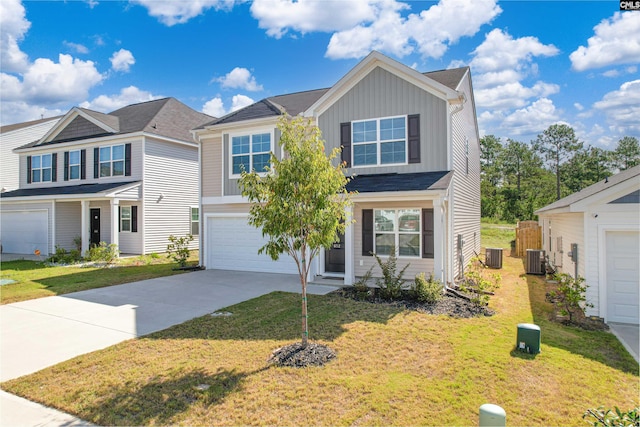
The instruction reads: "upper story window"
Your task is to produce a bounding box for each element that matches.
[100,145,125,177]
[231,132,271,176]
[31,154,52,183]
[374,208,421,257]
[69,150,81,180]
[352,116,406,167]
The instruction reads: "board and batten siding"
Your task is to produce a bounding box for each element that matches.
[18,138,143,189]
[1,119,59,192]
[55,201,81,251]
[449,72,480,280]
[143,137,199,253]
[0,201,54,254]
[318,66,448,175]
[353,201,435,279]
[201,134,223,198]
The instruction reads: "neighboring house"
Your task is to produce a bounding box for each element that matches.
[193,51,480,286]
[535,165,640,325]
[0,98,213,256]
[1,116,62,193]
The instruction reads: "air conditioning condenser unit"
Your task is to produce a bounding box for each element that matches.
[485,248,503,269]
[526,249,545,275]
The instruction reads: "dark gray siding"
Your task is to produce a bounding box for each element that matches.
[318,66,448,174]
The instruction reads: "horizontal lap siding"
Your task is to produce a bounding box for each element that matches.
[318,67,448,174]
[202,203,251,215]
[55,201,81,251]
[118,201,143,254]
[201,135,222,198]
[143,138,199,253]
[354,201,434,279]
[89,200,112,245]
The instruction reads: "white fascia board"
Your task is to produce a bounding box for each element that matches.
[202,195,248,205]
[571,177,639,212]
[15,132,144,153]
[352,189,447,203]
[194,116,280,137]
[104,182,142,198]
[144,133,199,148]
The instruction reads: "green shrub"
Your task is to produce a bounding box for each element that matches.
[583,406,639,427]
[372,245,409,300]
[459,257,501,307]
[86,242,119,264]
[411,272,444,304]
[47,245,82,264]
[167,234,194,267]
[548,273,593,322]
[353,267,373,300]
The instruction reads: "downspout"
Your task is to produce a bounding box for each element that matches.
[192,130,204,267]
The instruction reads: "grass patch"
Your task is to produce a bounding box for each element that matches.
[480,222,515,250]
[0,252,198,305]
[3,252,637,426]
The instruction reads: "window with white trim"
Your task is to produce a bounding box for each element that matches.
[100,144,125,177]
[231,132,271,176]
[374,208,421,257]
[353,116,407,167]
[120,206,132,232]
[190,207,199,235]
[69,150,81,180]
[31,154,52,183]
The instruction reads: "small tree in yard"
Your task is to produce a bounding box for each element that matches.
[240,116,352,353]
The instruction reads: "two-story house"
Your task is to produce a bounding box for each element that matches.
[0,98,213,256]
[193,51,480,286]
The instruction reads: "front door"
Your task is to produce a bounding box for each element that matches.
[90,208,101,246]
[325,232,345,273]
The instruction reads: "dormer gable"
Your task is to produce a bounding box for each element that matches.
[40,107,119,146]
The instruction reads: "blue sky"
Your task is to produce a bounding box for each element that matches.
[1,0,639,149]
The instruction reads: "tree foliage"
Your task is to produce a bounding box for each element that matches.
[239,116,352,347]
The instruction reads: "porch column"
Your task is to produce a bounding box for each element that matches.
[110,199,119,254]
[81,201,89,255]
[433,198,444,283]
[344,204,355,285]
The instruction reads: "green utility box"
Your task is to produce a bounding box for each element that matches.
[516,323,541,354]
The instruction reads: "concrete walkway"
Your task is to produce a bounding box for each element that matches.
[609,322,640,363]
[0,269,340,427]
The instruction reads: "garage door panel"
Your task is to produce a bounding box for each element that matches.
[206,216,298,274]
[606,231,639,324]
[1,211,49,255]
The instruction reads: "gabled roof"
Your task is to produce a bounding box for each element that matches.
[347,171,452,193]
[18,98,213,150]
[535,165,640,214]
[0,181,139,198]
[423,67,469,91]
[0,116,62,134]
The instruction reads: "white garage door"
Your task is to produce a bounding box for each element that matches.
[1,210,49,255]
[206,216,298,274]
[606,231,640,324]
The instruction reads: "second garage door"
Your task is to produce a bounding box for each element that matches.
[606,231,640,324]
[1,210,49,255]
[206,216,298,274]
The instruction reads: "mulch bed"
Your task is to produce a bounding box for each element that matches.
[268,342,337,368]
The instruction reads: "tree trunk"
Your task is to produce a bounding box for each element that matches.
[300,257,309,347]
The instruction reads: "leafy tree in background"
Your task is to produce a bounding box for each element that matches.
[612,136,640,170]
[239,116,352,348]
[480,135,503,219]
[564,146,613,194]
[533,124,583,200]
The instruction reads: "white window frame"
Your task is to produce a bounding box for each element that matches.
[373,208,421,258]
[99,144,125,178]
[31,154,53,183]
[69,150,81,180]
[352,115,408,168]
[190,206,199,236]
[120,206,132,232]
[229,129,273,178]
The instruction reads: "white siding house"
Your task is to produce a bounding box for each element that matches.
[536,165,640,325]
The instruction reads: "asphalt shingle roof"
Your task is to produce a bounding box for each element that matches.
[0,181,139,198]
[423,67,468,91]
[346,171,452,193]
[0,116,62,134]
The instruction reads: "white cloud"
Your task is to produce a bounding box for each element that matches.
[592,79,640,134]
[216,67,263,91]
[202,97,225,117]
[110,48,135,73]
[131,0,238,26]
[474,81,559,110]
[0,0,30,72]
[0,101,65,126]
[325,0,501,60]
[231,94,254,111]
[80,86,161,112]
[570,12,640,72]
[500,98,561,136]
[64,41,89,54]
[574,103,584,111]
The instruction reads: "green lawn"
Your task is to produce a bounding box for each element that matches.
[0,253,197,304]
[480,222,515,250]
[2,233,637,426]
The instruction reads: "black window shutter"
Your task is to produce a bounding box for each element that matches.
[64,152,69,181]
[124,143,131,176]
[408,114,420,164]
[27,156,32,184]
[340,122,351,168]
[51,153,57,182]
[422,208,434,259]
[118,207,121,232]
[94,147,99,178]
[80,149,86,180]
[362,209,374,256]
[131,206,138,233]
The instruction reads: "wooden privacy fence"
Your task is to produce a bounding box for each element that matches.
[515,220,542,257]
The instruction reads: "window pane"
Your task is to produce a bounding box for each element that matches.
[380,117,406,141]
[380,141,406,164]
[112,160,124,176]
[41,154,52,168]
[353,143,377,166]
[252,153,270,173]
[232,136,250,155]
[375,210,395,232]
[122,220,131,232]
[32,170,41,182]
[375,234,394,255]
[100,147,111,161]
[42,168,51,182]
[100,163,111,177]
[232,155,249,175]
[69,151,80,165]
[191,221,199,235]
[353,120,376,143]
[399,209,420,232]
[191,207,199,221]
[112,145,124,160]
[399,234,420,256]
[252,133,270,153]
[70,165,80,180]
[32,156,41,168]
[121,207,131,219]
